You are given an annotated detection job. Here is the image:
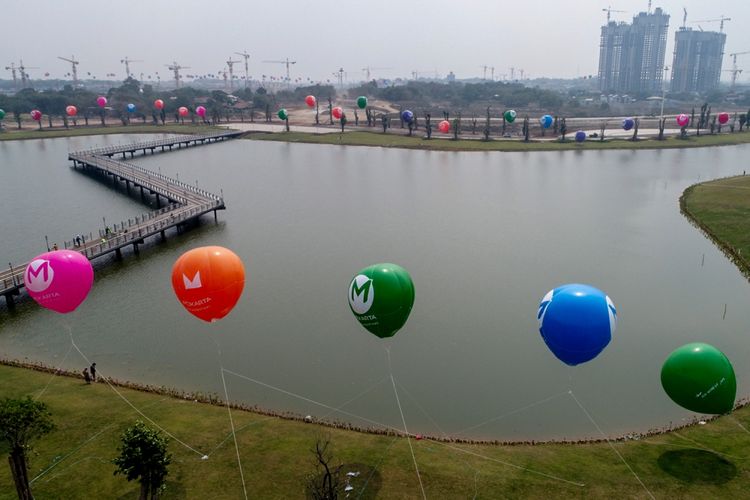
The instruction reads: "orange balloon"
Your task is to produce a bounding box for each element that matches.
[171,246,245,322]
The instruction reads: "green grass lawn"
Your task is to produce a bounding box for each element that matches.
[249,129,750,152]
[2,363,750,498]
[0,124,223,141]
[681,175,750,280]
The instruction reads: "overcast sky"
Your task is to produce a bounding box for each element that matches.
[3,0,749,84]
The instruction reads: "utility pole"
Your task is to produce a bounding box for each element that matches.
[235,51,251,89]
[660,65,669,122]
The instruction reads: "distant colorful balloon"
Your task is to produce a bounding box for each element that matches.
[277,108,288,120]
[66,105,77,117]
[676,114,690,127]
[0,109,5,120]
[196,105,206,118]
[575,130,586,142]
[401,109,414,123]
[539,114,553,129]
[718,112,730,125]
[126,103,136,113]
[154,99,165,110]
[348,263,415,339]
[438,120,451,133]
[332,106,343,120]
[96,96,107,108]
[622,118,635,131]
[661,343,736,415]
[171,246,245,323]
[503,110,517,123]
[30,110,42,121]
[178,106,189,117]
[305,95,316,108]
[356,96,368,109]
[24,250,94,314]
[537,284,616,366]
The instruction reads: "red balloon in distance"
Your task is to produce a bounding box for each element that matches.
[154,99,165,110]
[30,110,42,121]
[332,106,343,119]
[66,105,77,117]
[438,120,450,133]
[178,106,189,117]
[171,246,246,322]
[718,112,730,125]
[305,95,316,108]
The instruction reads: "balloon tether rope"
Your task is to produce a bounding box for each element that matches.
[34,341,74,401]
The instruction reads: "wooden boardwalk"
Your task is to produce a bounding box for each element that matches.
[0,131,243,307]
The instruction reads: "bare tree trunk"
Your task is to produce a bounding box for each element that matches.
[10,450,33,500]
[139,480,149,500]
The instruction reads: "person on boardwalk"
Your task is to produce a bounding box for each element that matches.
[83,368,91,384]
[52,243,58,251]
[90,363,97,382]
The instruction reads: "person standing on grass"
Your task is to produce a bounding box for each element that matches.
[83,368,91,384]
[90,363,97,382]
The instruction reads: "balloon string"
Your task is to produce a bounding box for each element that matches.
[214,337,249,500]
[33,341,74,401]
[356,436,399,500]
[394,378,449,439]
[385,346,427,500]
[65,326,207,457]
[568,390,654,499]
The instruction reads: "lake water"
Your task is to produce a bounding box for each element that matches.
[2,134,749,441]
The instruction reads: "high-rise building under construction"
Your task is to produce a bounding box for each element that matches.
[670,28,726,93]
[598,8,670,94]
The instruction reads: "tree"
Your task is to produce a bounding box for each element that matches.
[657,117,666,141]
[483,106,491,141]
[306,437,343,500]
[113,421,171,500]
[559,117,567,141]
[522,115,530,142]
[599,120,606,141]
[425,113,432,139]
[631,117,639,141]
[0,397,55,500]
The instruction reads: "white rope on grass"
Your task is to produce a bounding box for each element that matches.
[568,390,653,498]
[318,376,390,421]
[33,342,74,401]
[386,347,427,500]
[356,436,399,500]
[220,364,249,500]
[394,378,449,439]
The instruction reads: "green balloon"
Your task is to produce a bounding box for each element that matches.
[277,108,288,120]
[348,263,415,339]
[0,109,5,120]
[503,110,517,123]
[357,96,368,109]
[661,343,736,415]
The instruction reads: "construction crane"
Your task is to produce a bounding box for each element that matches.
[727,51,749,90]
[225,57,241,91]
[333,68,345,87]
[509,67,515,80]
[361,66,392,80]
[120,57,142,79]
[692,15,731,33]
[602,6,627,23]
[235,51,250,88]
[58,55,79,84]
[165,61,190,88]
[682,8,687,29]
[4,62,19,89]
[18,60,39,88]
[262,58,296,82]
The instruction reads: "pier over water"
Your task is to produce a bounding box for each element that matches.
[0,130,243,308]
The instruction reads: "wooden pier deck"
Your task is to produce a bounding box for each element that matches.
[0,131,243,307]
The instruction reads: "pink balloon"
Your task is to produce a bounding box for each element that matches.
[178,106,189,117]
[332,106,343,120]
[97,96,107,108]
[718,112,729,125]
[196,106,206,117]
[24,250,94,314]
[30,110,42,121]
[676,114,689,127]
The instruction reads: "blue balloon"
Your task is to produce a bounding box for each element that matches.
[575,130,586,143]
[622,118,634,131]
[537,284,616,366]
[401,109,414,123]
[127,103,136,113]
[540,114,553,129]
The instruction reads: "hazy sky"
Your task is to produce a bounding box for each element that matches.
[3,0,749,84]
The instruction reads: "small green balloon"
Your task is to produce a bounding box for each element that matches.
[356,96,368,109]
[277,108,288,120]
[348,263,415,339]
[503,110,517,123]
[661,343,736,415]
[0,109,5,120]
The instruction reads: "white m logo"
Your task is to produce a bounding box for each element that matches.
[25,259,55,293]
[349,275,375,314]
[183,271,202,290]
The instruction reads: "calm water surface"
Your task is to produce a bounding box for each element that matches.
[1,134,749,441]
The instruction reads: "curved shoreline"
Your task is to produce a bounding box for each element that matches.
[3,357,742,447]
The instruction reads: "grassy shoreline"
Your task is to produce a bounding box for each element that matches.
[0,124,223,141]
[248,129,750,152]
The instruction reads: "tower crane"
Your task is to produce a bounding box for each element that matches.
[682,8,687,29]
[602,6,627,23]
[120,57,143,79]
[18,60,39,88]
[4,62,18,89]
[333,68,345,87]
[235,51,251,88]
[262,58,296,82]
[727,51,749,90]
[58,55,79,84]
[692,16,731,33]
[226,57,241,91]
[361,66,392,80]
[165,61,190,88]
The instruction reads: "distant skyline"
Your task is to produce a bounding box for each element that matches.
[3,0,749,85]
